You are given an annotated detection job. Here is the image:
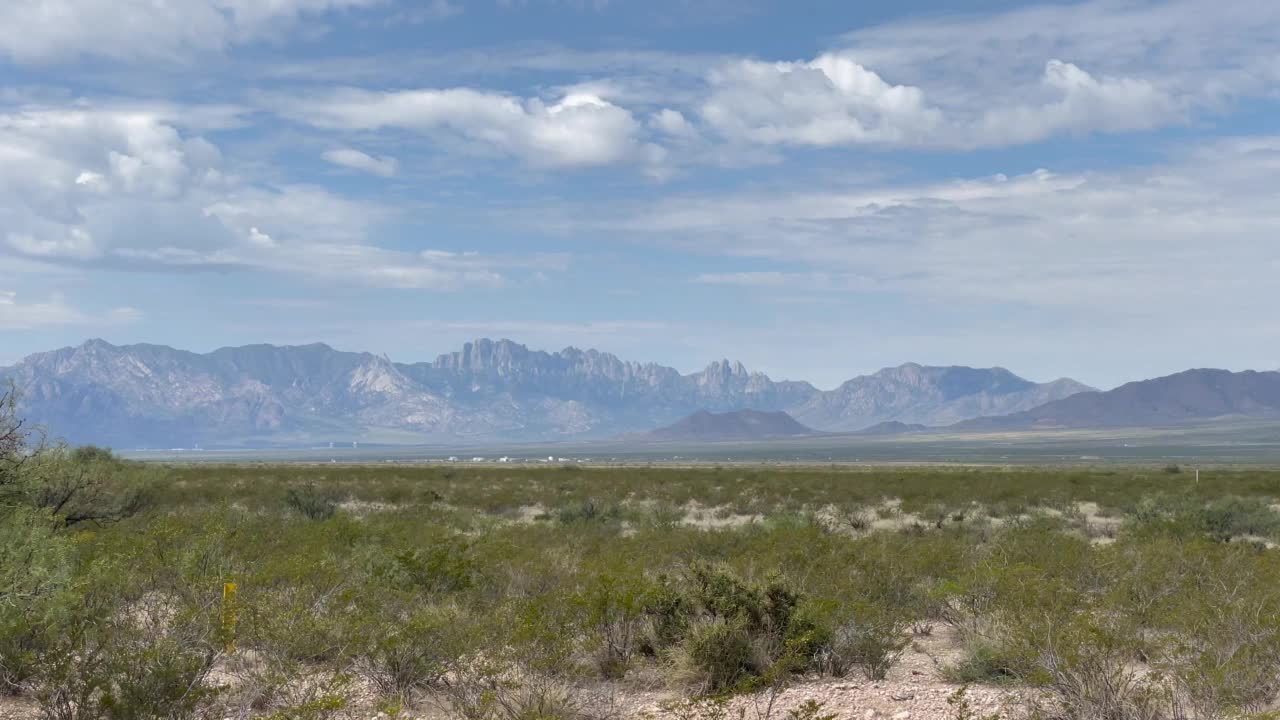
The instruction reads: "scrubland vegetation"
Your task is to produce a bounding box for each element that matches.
[6,391,1280,719]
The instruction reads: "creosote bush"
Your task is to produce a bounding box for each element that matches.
[284,483,342,520]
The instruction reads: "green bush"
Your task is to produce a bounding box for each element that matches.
[574,572,650,678]
[285,483,342,520]
[943,642,1024,685]
[672,616,758,693]
[0,507,72,694]
[556,498,622,525]
[806,600,908,681]
[15,445,154,527]
[353,602,467,703]
[35,580,223,720]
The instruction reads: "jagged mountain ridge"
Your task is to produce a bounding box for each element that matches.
[1,338,1091,447]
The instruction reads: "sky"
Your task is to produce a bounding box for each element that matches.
[1,0,1278,390]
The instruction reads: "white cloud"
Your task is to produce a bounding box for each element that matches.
[0,0,385,63]
[246,227,275,248]
[702,53,941,146]
[839,0,1280,103]
[0,104,552,292]
[593,135,1280,322]
[279,88,642,167]
[0,108,228,262]
[696,52,1177,149]
[650,109,696,138]
[321,148,398,177]
[0,290,141,330]
[970,60,1176,146]
[7,228,100,259]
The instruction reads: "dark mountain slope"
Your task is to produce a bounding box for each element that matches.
[955,369,1280,430]
[642,409,816,442]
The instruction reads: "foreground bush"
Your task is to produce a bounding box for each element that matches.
[35,570,223,720]
[0,507,72,694]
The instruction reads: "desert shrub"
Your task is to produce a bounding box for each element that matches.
[1199,495,1280,541]
[0,385,31,492]
[574,572,650,679]
[946,687,1000,720]
[444,597,587,720]
[942,642,1025,685]
[645,564,812,693]
[937,571,999,638]
[446,662,585,720]
[642,574,691,656]
[15,445,154,527]
[1130,494,1280,542]
[231,585,361,714]
[261,680,352,720]
[353,601,468,703]
[804,600,909,681]
[660,695,738,720]
[637,502,685,531]
[35,569,224,720]
[285,483,342,520]
[0,507,73,694]
[556,499,623,525]
[371,537,476,596]
[670,616,758,693]
[1145,540,1280,718]
[786,700,837,720]
[1004,611,1165,719]
[983,556,1170,720]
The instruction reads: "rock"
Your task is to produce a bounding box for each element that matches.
[892,712,911,720]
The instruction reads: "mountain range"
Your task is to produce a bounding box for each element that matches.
[1,338,1093,448]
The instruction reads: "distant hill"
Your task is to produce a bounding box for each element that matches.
[954,369,1280,430]
[642,410,816,442]
[854,421,929,436]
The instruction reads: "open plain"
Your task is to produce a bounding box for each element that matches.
[6,459,1280,719]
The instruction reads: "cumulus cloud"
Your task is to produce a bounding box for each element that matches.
[0,105,552,292]
[321,148,398,177]
[279,88,642,167]
[970,60,1176,146]
[0,108,227,261]
[702,53,942,146]
[695,52,1177,149]
[0,0,385,63]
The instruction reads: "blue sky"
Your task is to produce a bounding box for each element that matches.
[1,0,1278,390]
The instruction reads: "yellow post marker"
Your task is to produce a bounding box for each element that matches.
[222,582,238,653]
